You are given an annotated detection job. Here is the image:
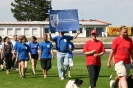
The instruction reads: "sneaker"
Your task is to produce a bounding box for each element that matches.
[2,69,5,71]
[68,75,71,77]
[60,77,64,80]
[22,76,25,79]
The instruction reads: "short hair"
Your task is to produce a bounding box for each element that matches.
[120,25,128,31]
[18,35,23,40]
[3,36,9,42]
[43,34,48,37]
[31,36,37,40]
[13,35,17,37]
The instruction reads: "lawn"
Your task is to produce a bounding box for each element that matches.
[0,55,125,88]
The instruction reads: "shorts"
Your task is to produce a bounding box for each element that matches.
[41,58,51,70]
[19,59,29,61]
[68,58,73,67]
[115,61,130,77]
[31,54,38,60]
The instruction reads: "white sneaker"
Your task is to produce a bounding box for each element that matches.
[60,77,64,80]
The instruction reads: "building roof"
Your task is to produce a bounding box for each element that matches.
[0,19,111,25]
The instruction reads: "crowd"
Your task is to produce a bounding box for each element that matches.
[0,25,133,88]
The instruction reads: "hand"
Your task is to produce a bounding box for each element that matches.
[91,50,96,54]
[107,62,111,68]
[77,30,80,34]
[93,54,98,57]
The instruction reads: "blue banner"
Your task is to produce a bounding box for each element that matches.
[49,9,79,32]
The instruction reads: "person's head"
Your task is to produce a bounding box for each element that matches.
[31,36,37,42]
[21,37,26,44]
[43,34,48,41]
[90,30,97,41]
[0,36,2,42]
[59,32,65,37]
[3,36,9,43]
[18,35,23,42]
[119,25,128,38]
[74,79,83,87]
[23,35,28,42]
[13,35,17,41]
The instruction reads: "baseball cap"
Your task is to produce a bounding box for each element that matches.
[90,30,97,34]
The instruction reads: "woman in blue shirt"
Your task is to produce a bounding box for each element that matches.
[39,34,54,78]
[17,37,30,79]
[29,36,39,76]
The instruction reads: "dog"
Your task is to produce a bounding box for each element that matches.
[65,79,83,88]
[109,75,117,88]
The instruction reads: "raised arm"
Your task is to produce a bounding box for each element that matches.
[73,30,80,39]
[49,32,54,41]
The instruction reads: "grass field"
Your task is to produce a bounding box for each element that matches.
[0,55,131,88]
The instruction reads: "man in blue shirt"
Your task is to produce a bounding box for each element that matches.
[39,34,54,78]
[49,31,80,80]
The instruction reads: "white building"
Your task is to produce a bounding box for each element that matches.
[0,20,111,38]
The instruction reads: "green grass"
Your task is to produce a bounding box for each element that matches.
[0,55,125,88]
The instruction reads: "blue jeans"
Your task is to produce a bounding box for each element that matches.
[57,51,69,78]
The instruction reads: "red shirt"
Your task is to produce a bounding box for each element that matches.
[112,36,133,64]
[83,40,105,66]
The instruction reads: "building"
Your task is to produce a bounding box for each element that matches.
[0,20,111,38]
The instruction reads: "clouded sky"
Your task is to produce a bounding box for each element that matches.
[0,0,133,26]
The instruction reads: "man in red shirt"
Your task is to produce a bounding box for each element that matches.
[107,25,133,88]
[83,30,105,88]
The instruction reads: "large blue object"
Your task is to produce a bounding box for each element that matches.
[49,9,79,32]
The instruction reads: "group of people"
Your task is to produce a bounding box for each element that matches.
[83,25,133,88]
[0,25,132,88]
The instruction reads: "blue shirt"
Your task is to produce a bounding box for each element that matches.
[0,42,3,50]
[14,41,21,52]
[17,43,30,61]
[29,42,39,54]
[53,35,73,52]
[68,42,74,58]
[40,41,53,59]
[10,40,18,48]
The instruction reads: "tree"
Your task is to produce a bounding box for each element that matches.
[11,0,52,21]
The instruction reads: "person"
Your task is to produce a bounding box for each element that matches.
[1,36,14,74]
[49,30,80,80]
[29,36,39,76]
[67,42,75,77]
[17,37,30,79]
[39,34,54,78]
[107,25,133,88]
[102,31,105,37]
[23,35,29,45]
[14,35,23,75]
[0,36,5,71]
[10,35,18,69]
[83,30,105,88]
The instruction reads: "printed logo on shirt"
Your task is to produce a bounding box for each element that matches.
[47,45,50,48]
[123,47,128,52]
[34,46,37,48]
[25,47,27,49]
[64,39,67,42]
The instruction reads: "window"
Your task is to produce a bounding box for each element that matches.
[0,28,4,36]
[44,28,49,33]
[32,28,38,36]
[15,28,21,35]
[80,28,83,33]
[24,28,30,36]
[96,27,103,36]
[72,31,77,33]
[7,28,13,35]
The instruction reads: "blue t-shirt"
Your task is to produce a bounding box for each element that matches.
[0,42,3,50]
[68,42,74,58]
[10,40,18,48]
[14,41,22,52]
[29,42,39,54]
[40,41,53,59]
[17,43,30,61]
[53,35,73,52]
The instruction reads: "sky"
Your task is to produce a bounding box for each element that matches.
[0,0,133,26]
